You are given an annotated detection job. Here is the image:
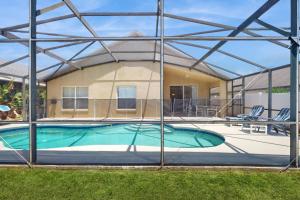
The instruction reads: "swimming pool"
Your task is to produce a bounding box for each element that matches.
[0,124,224,150]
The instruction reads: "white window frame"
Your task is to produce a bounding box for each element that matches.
[61,86,89,111]
[116,85,137,111]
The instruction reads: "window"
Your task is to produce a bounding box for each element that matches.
[62,87,88,110]
[117,86,136,109]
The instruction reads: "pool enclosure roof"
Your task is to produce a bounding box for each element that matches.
[0,0,296,82]
[42,33,232,81]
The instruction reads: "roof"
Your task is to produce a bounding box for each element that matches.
[0,60,27,82]
[42,32,230,81]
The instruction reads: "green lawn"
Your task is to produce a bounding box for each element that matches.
[0,168,300,200]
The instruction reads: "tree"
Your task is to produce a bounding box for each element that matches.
[0,80,14,105]
[0,80,23,119]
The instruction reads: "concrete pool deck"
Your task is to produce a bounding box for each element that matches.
[0,121,294,166]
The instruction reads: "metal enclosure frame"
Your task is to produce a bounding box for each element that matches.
[0,0,298,167]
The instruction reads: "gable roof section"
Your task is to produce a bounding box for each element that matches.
[41,33,230,81]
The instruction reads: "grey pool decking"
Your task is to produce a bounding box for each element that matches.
[0,123,293,166]
[0,151,289,166]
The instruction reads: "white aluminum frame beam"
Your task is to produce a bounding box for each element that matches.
[255,19,290,37]
[0,40,87,69]
[36,2,65,16]
[191,0,280,68]
[166,42,238,77]
[165,13,289,49]
[62,0,118,62]
[170,41,267,70]
[0,31,81,70]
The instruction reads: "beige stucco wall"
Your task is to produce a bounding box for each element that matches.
[164,65,227,117]
[46,61,225,118]
[47,62,160,118]
[219,80,228,117]
[164,65,221,99]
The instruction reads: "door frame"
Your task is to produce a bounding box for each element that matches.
[169,84,198,112]
[169,84,198,99]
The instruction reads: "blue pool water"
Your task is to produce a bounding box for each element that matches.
[0,124,224,150]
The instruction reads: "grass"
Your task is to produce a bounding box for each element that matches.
[266,87,290,93]
[0,168,300,200]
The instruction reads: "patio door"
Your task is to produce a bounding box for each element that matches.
[170,86,183,112]
[170,85,197,113]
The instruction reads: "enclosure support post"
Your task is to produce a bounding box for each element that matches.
[267,70,272,133]
[44,82,48,118]
[29,0,37,164]
[22,78,27,121]
[159,0,165,167]
[231,80,234,115]
[226,81,228,116]
[208,88,211,106]
[242,77,245,114]
[290,0,299,167]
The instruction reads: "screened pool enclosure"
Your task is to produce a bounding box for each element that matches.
[0,0,299,167]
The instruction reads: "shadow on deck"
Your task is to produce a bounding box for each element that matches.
[0,150,289,167]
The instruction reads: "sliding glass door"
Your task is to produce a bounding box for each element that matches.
[170,85,197,114]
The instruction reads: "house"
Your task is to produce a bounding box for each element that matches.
[44,33,228,119]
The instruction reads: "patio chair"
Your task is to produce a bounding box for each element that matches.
[226,105,264,120]
[207,106,218,117]
[240,105,265,132]
[237,105,265,120]
[246,107,290,135]
[271,108,290,135]
[195,105,206,117]
[225,105,265,126]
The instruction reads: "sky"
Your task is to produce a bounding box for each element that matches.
[0,0,294,78]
